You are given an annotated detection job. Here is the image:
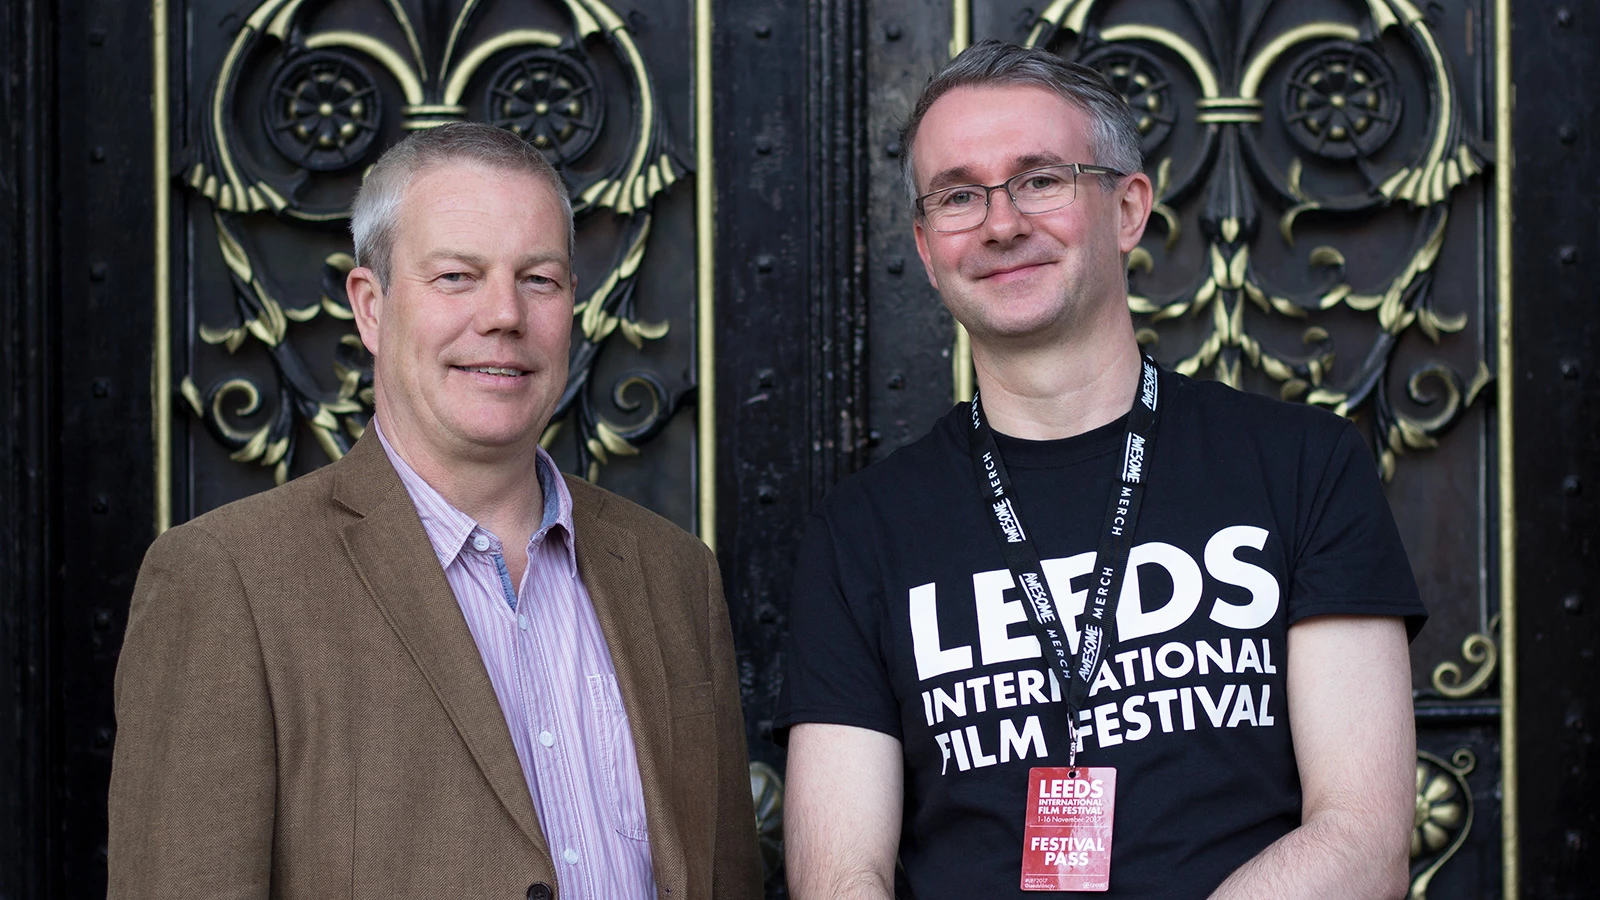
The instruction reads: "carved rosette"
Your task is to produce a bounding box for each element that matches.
[179,0,690,484]
[1029,0,1491,481]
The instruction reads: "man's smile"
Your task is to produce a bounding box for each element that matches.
[452,364,531,381]
[973,260,1053,282]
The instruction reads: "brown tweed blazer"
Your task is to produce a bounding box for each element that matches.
[108,432,762,900]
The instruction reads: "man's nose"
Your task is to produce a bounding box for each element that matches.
[980,187,1032,244]
[476,274,526,334]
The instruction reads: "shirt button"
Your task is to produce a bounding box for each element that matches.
[539,730,555,747]
[471,534,490,552]
[562,848,580,865]
[518,614,530,630]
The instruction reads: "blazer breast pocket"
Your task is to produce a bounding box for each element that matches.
[669,680,714,719]
[586,673,651,841]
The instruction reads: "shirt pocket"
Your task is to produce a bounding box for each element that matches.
[586,672,651,841]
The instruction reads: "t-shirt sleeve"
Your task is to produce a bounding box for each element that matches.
[773,510,903,745]
[1287,420,1428,640]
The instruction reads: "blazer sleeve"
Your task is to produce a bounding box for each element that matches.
[704,549,766,898]
[108,524,276,900]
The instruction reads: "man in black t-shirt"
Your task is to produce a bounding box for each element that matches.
[777,41,1423,899]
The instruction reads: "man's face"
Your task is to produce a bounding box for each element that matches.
[350,161,574,466]
[911,84,1149,346]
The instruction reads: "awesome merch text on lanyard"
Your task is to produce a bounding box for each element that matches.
[967,357,1161,893]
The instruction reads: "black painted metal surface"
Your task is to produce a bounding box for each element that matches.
[1511,2,1600,896]
[1,2,59,896]
[51,0,158,896]
[1,0,1598,898]
[864,0,962,450]
[2,0,157,897]
[712,1,871,890]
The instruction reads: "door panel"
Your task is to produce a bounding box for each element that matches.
[8,0,1600,898]
[166,0,707,530]
[848,1,1508,897]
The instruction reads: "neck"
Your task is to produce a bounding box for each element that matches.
[376,416,545,553]
[971,319,1143,441]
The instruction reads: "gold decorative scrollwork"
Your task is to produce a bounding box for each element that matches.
[180,0,692,485]
[1027,0,1491,479]
[749,761,785,883]
[1410,748,1475,899]
[1430,616,1500,700]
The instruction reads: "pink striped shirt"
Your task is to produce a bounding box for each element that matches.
[374,420,656,898]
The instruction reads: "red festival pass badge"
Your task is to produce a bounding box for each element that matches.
[1021,766,1116,892]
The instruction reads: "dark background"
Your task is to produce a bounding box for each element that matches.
[3,0,1596,897]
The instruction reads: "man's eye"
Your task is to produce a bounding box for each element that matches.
[439,272,468,283]
[525,274,556,287]
[1023,174,1065,191]
[943,189,978,207]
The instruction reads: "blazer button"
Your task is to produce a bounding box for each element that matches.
[527,883,553,900]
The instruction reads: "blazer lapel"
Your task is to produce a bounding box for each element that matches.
[568,481,687,895]
[331,434,548,855]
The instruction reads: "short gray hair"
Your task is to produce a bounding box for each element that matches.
[900,40,1144,210]
[350,122,575,287]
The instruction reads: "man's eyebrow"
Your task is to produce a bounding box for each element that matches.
[925,166,978,192]
[1012,151,1068,171]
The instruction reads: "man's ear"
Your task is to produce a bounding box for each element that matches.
[346,265,384,357]
[1117,172,1155,255]
[913,219,941,291]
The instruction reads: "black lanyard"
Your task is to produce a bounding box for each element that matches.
[966,357,1161,765]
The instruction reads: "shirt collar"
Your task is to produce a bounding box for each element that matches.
[372,418,576,572]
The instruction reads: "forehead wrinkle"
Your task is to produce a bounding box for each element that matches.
[924,151,1075,193]
[411,248,571,279]
[416,248,490,269]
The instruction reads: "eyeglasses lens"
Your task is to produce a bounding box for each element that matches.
[924,166,1080,233]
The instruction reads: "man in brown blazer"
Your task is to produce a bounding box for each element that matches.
[109,123,763,900]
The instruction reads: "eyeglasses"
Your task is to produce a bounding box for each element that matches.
[914,163,1127,233]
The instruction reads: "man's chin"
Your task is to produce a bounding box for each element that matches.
[954,306,1070,344]
[441,420,550,459]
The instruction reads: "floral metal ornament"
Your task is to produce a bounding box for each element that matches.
[1410,749,1475,899]
[263,50,385,171]
[1028,0,1492,479]
[179,0,689,484]
[1430,613,1500,700]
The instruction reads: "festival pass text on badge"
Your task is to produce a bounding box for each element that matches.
[1021,766,1116,891]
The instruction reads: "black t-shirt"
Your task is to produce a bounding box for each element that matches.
[775,370,1425,898]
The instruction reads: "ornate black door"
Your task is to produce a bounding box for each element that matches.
[720,0,1594,896]
[163,0,708,528]
[1,0,1596,898]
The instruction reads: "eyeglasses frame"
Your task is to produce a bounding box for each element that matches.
[913,162,1129,234]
